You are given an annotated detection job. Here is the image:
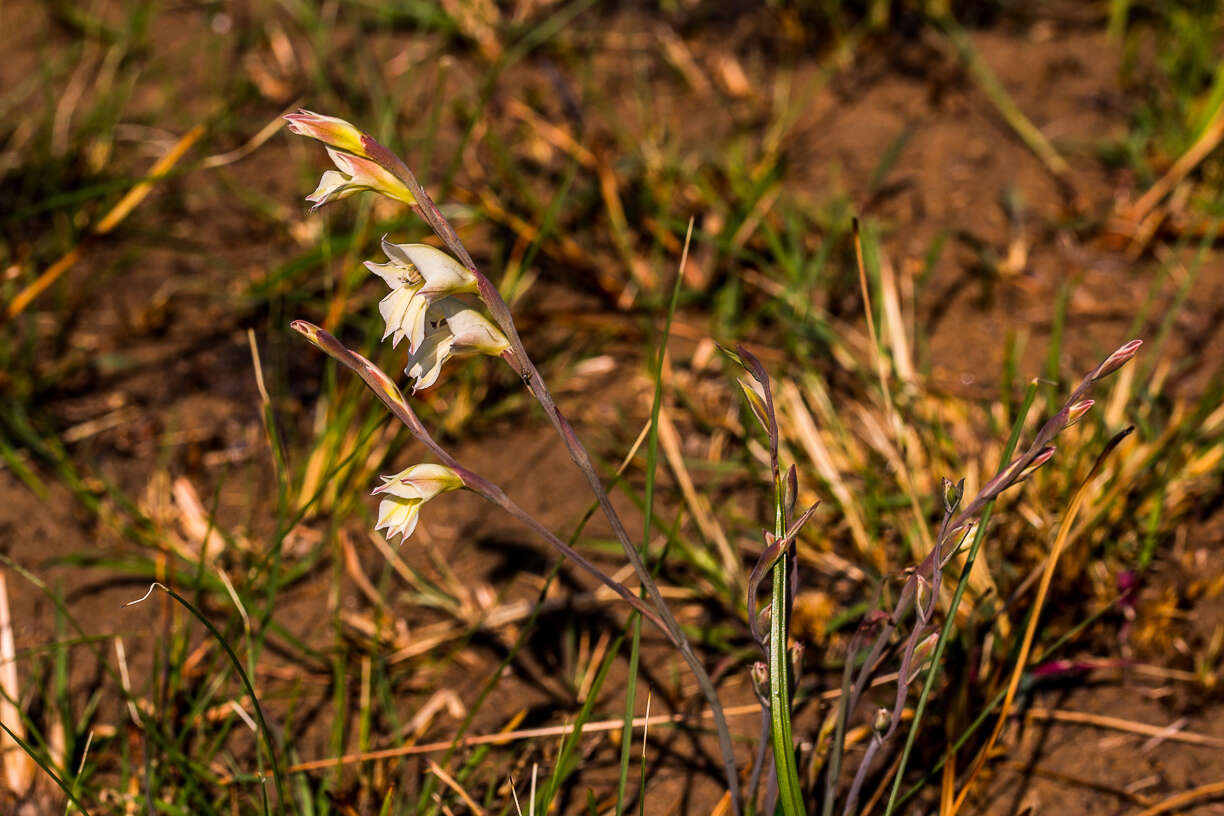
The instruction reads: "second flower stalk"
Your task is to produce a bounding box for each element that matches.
[287,108,744,812]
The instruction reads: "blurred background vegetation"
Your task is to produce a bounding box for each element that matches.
[1,0,1223,813]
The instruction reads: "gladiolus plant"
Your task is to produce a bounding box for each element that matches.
[285,108,1143,816]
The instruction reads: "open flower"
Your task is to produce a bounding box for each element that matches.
[367,240,478,351]
[284,109,369,157]
[404,298,510,392]
[305,147,415,210]
[372,463,464,541]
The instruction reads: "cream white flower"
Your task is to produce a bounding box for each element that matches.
[305,147,415,210]
[367,240,478,352]
[372,463,463,541]
[404,298,510,392]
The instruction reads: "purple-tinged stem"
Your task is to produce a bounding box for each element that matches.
[356,136,744,814]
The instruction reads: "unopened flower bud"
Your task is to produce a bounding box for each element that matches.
[942,477,964,514]
[1016,445,1056,482]
[1065,399,1094,428]
[1091,338,1142,382]
[784,465,799,519]
[906,632,940,684]
[284,109,369,157]
[289,319,321,346]
[872,707,891,734]
[750,661,769,690]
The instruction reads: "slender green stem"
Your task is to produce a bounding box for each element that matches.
[617,616,645,814]
[617,243,684,814]
[0,720,92,815]
[358,138,741,815]
[769,444,804,814]
[125,583,287,809]
[769,550,805,815]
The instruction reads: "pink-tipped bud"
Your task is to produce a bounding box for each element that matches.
[872,707,891,734]
[284,109,369,157]
[289,319,322,346]
[1091,339,1142,381]
[1065,399,1094,428]
[1017,445,1056,482]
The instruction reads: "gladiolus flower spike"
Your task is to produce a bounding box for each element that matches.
[372,464,464,541]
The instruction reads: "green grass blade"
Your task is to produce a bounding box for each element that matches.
[125,584,287,810]
[615,220,690,814]
[0,720,92,815]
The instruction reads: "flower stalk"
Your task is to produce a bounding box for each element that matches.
[883,340,1141,815]
[731,344,812,815]
[289,112,743,812]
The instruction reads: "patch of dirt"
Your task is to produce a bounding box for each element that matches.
[983,684,1224,815]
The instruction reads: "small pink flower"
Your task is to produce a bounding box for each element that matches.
[1065,399,1094,428]
[1091,339,1142,382]
[1016,445,1057,482]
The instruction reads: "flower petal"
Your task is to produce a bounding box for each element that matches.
[365,259,409,289]
[380,235,416,270]
[433,299,510,355]
[306,170,356,209]
[379,287,421,346]
[396,245,477,296]
[405,327,455,391]
[374,463,464,500]
[375,497,420,540]
[403,294,432,353]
